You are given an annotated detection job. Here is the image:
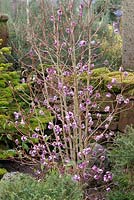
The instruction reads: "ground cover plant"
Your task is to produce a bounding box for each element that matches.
[107,126,134,200]
[0,171,83,200]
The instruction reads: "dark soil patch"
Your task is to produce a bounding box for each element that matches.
[0,159,40,178]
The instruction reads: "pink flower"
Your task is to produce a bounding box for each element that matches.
[57,9,62,16]
[107,84,112,90]
[92,165,98,172]
[82,147,91,155]
[124,71,128,77]
[124,98,129,104]
[72,174,80,182]
[103,171,113,182]
[21,135,27,142]
[106,187,111,192]
[119,66,124,72]
[20,119,25,125]
[79,40,87,47]
[116,94,124,104]
[111,78,117,84]
[15,139,19,145]
[66,28,71,34]
[54,125,62,134]
[94,174,100,180]
[105,124,109,129]
[104,106,110,112]
[95,133,104,141]
[50,15,54,21]
[86,98,91,105]
[106,93,111,98]
[48,122,53,129]
[78,161,88,169]
[32,133,39,138]
[96,113,101,118]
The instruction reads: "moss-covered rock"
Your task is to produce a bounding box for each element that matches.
[0,168,7,179]
[80,67,134,94]
[0,150,16,159]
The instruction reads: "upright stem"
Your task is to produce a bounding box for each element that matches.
[26,0,30,41]
[85,1,92,147]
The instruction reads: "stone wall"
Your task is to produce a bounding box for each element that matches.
[84,68,134,133]
[0,14,9,47]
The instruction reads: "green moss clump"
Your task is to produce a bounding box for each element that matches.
[0,150,17,159]
[82,67,134,94]
[0,168,7,178]
[92,67,110,77]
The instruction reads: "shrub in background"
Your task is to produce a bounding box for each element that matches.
[0,40,53,152]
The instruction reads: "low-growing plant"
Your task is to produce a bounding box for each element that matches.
[0,171,83,200]
[107,126,134,199]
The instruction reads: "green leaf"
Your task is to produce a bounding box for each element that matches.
[22,142,29,152]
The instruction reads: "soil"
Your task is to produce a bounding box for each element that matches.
[0,158,40,178]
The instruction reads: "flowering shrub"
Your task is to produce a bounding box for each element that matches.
[6,2,132,195]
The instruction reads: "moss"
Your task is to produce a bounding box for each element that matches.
[106,71,134,84]
[65,67,134,95]
[0,168,7,178]
[1,47,11,54]
[14,83,28,91]
[0,150,16,159]
[92,67,110,77]
[127,89,134,96]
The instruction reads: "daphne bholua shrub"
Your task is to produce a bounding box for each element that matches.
[11,0,130,192]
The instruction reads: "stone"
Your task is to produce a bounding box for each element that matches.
[118,101,134,132]
[88,143,110,171]
[0,14,9,47]
[1,171,20,181]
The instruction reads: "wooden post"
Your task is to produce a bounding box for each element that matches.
[122,0,134,70]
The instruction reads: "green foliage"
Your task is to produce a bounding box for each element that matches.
[0,171,83,200]
[0,44,53,149]
[107,191,134,200]
[107,127,134,200]
[0,168,7,179]
[43,170,83,200]
[0,149,16,159]
[101,25,122,69]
